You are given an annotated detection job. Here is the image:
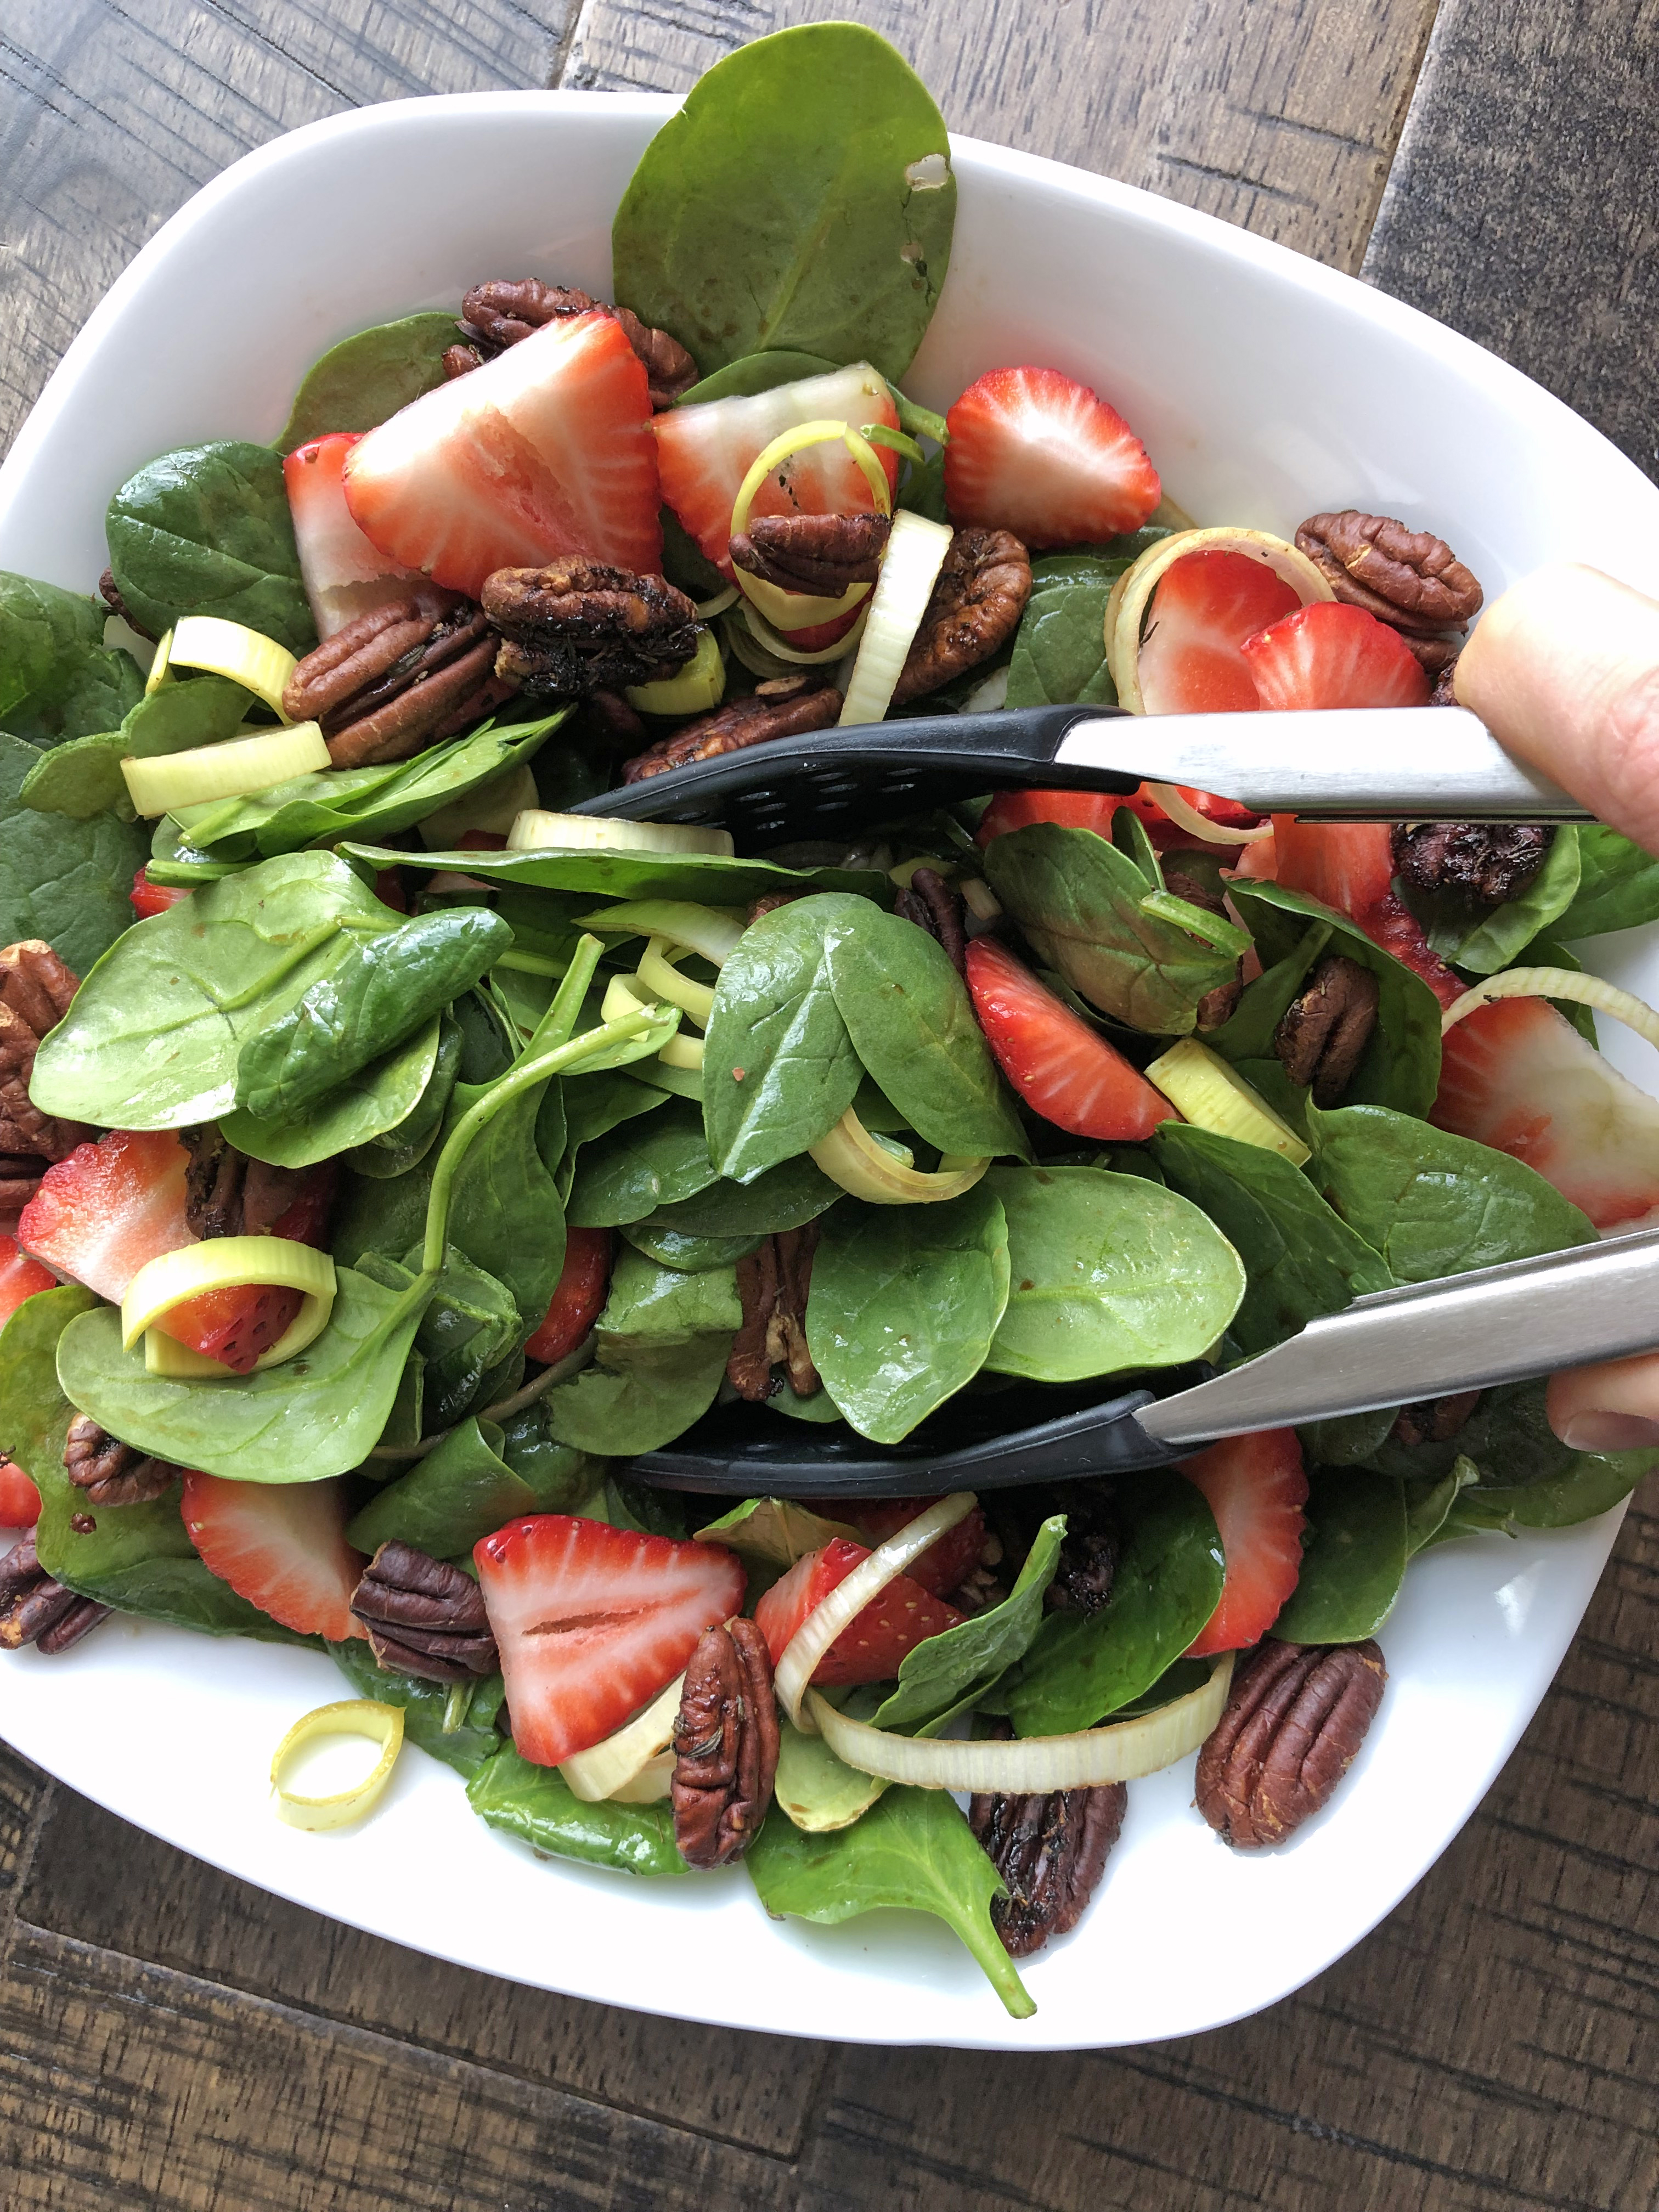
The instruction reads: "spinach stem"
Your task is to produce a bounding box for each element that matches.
[524,933,603,1057]
[494,949,569,978]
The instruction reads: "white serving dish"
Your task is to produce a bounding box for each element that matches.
[3,92,1658,2053]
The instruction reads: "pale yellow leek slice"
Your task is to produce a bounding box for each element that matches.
[416,762,539,850]
[658,1030,706,1071]
[144,1330,234,1379]
[506,809,735,860]
[122,721,329,817]
[168,614,298,719]
[838,510,953,726]
[570,901,744,966]
[560,1672,685,1802]
[638,938,715,1026]
[626,627,725,716]
[736,570,872,634]
[1144,782,1272,847]
[610,1748,676,1803]
[1440,966,1659,1051]
[729,418,892,543]
[272,1699,404,1831]
[808,1108,988,1206]
[736,599,869,667]
[121,1236,337,1365]
[1144,1038,1310,1165]
[144,625,175,696]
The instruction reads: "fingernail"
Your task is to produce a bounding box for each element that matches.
[1560,1412,1659,1454]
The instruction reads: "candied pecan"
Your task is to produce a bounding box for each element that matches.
[1162,871,1244,1036]
[98,566,156,642]
[728,1225,822,1403]
[894,866,968,975]
[62,1415,180,1509]
[891,528,1031,707]
[671,1616,780,1868]
[1273,953,1380,1107]
[624,674,840,782]
[180,1128,312,1242]
[1196,1638,1386,1848]
[351,1541,498,1682]
[283,591,518,769]
[1430,658,1460,708]
[452,280,697,409]
[1391,1389,1481,1449]
[1406,634,1462,679]
[969,1752,1128,1956]
[1391,820,1555,906]
[0,1530,109,1653]
[483,560,699,699]
[0,941,91,1198]
[1295,511,1483,635]
[729,513,892,594]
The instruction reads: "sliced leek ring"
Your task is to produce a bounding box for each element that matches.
[144,625,175,696]
[122,721,330,817]
[601,973,651,1024]
[571,901,744,966]
[121,1236,337,1362]
[693,584,740,620]
[144,1330,234,1379]
[658,1029,706,1071]
[415,762,539,850]
[735,570,873,633]
[272,1699,404,1831]
[1441,966,1659,1051]
[560,1672,685,1802]
[838,509,954,726]
[736,599,869,667]
[169,614,298,719]
[639,938,715,1026]
[1104,527,1335,713]
[729,419,893,544]
[1144,1037,1311,1165]
[506,809,735,860]
[626,627,726,716]
[1144,781,1273,847]
[808,1108,988,1205]
[610,1748,676,1803]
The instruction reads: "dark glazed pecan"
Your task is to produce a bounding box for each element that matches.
[449,279,698,409]
[1195,1638,1386,1848]
[62,1414,180,1509]
[891,528,1032,706]
[1273,953,1380,1107]
[894,866,968,975]
[727,1225,822,1403]
[1391,1389,1481,1448]
[0,941,91,1206]
[1391,820,1556,906]
[98,566,156,642]
[1430,658,1460,708]
[1295,511,1483,635]
[0,1530,109,1653]
[988,1484,1119,1617]
[671,1616,780,1868]
[179,1128,314,1243]
[1406,634,1462,679]
[283,591,518,769]
[729,513,892,593]
[969,1763,1128,1956]
[483,560,699,699]
[624,674,840,782]
[351,1541,499,1682]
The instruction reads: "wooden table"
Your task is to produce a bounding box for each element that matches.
[2,6,1656,2206]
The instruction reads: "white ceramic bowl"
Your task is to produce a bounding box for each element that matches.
[4,93,1658,2053]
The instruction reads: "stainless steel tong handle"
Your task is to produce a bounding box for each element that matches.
[1138,1228,1659,1448]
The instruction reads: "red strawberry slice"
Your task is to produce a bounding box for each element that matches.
[1178,1428,1308,1655]
[965,936,1177,1141]
[975,785,1261,851]
[0,1459,40,1528]
[1136,550,1302,715]
[1434,995,1659,1231]
[753,1538,965,1686]
[944,365,1160,548]
[129,868,191,919]
[0,1233,57,1328]
[182,1471,364,1640]
[653,362,899,578]
[344,311,661,598]
[801,1498,988,1600]
[1269,817,1463,1008]
[284,432,425,639]
[476,1515,744,1768]
[1239,600,1430,710]
[523,1227,613,1365]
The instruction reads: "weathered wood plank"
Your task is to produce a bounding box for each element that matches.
[1363,0,1659,477]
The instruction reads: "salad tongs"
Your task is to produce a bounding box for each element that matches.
[579,702,1590,843]
[628,1228,1659,1497]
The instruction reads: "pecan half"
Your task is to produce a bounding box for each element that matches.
[180,1127,314,1242]
[891,528,1031,707]
[483,560,699,699]
[1295,511,1483,635]
[729,513,891,594]
[1391,820,1555,906]
[283,591,518,769]
[1391,1389,1481,1448]
[727,1225,822,1404]
[969,1756,1127,1956]
[63,1414,180,1509]
[1195,1638,1386,1848]
[1,1530,109,1653]
[671,1617,780,1868]
[448,280,698,410]
[894,866,967,975]
[624,674,840,782]
[0,941,91,1206]
[1273,953,1380,1107]
[350,1541,498,1682]
[1430,658,1460,708]
[1406,634,1462,679]
[98,566,156,642]
[1044,1489,1120,1617]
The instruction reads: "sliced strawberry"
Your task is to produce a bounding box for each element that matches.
[653,362,899,577]
[1269,817,1463,1008]
[0,1233,57,1328]
[344,311,662,597]
[1178,1429,1308,1655]
[284,433,425,639]
[1239,600,1430,710]
[129,868,191,920]
[523,1227,613,1365]
[975,786,1261,850]
[1434,995,1659,1231]
[964,935,1176,1141]
[1136,550,1302,715]
[0,1458,41,1529]
[800,1498,988,1600]
[944,365,1160,548]
[475,1514,745,1768]
[182,1471,364,1640]
[752,1538,965,1686]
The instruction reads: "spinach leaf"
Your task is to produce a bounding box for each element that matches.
[983,822,1237,1034]
[466,1743,687,1876]
[385,1245,521,1430]
[1365,1376,1577,1489]
[623,1222,763,1271]
[541,1249,742,1455]
[807,1190,1011,1442]
[0,570,145,745]
[495,1400,597,1512]
[30,850,404,1128]
[1410,826,1582,974]
[219,1015,442,1170]
[703,894,867,1181]
[1403,1459,1481,1554]
[331,1157,433,1271]
[352,1013,463,1177]
[744,1786,1032,2019]
[347,1417,546,1557]
[278,312,459,450]
[674,351,838,405]
[19,674,251,821]
[692,1495,862,1567]
[561,1065,672,1155]
[1271,1470,1407,1644]
[1152,1123,1392,1355]
[612,22,955,382]
[823,906,1029,1159]
[984,1166,1245,1382]
[567,1094,719,1226]
[443,1060,568,1334]
[330,1643,505,1779]
[873,1516,1064,1730]
[592,1472,692,1539]
[993,1472,1223,1735]
[1432,1448,1655,1537]
[106,441,315,654]
[1555,823,1659,939]
[345,839,890,908]
[1306,1103,1597,1278]
[0,731,150,978]
[641,1155,840,1238]
[774,1711,888,1832]
[1005,552,1133,709]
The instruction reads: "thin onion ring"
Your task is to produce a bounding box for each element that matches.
[1441,966,1659,1051]
[561,1671,685,1802]
[737,600,870,666]
[271,1699,403,1830]
[1104,527,1334,713]
[729,419,893,544]
[1144,781,1274,846]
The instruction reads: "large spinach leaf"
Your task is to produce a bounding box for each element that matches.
[1269,1470,1406,1643]
[351,1013,463,1178]
[466,1743,687,1876]
[641,1154,840,1238]
[675,350,839,406]
[19,674,251,821]
[1005,551,1136,709]
[0,569,144,745]
[873,1515,1065,1730]
[443,1064,568,1334]
[984,1166,1245,1381]
[345,839,890,908]
[624,1222,764,1271]
[278,312,459,450]
[567,1094,720,1226]
[331,1643,505,1779]
[1432,1449,1654,1537]
[541,1249,742,1455]
[106,441,315,654]
[378,1245,521,1430]
[219,1015,441,1170]
[1555,823,1659,939]
[0,731,149,977]
[347,1417,552,1558]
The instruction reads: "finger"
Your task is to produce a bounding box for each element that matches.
[1454,563,1659,854]
[1547,1354,1659,1454]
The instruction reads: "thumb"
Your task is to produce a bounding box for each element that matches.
[1454,563,1659,855]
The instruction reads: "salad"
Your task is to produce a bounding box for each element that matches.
[3,24,1659,2022]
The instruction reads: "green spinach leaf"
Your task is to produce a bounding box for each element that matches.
[352,1012,464,1177]
[278,312,460,450]
[466,1743,687,1876]
[331,1643,505,1779]
[1403,1459,1481,1554]
[641,1154,840,1238]
[1270,1469,1406,1643]
[19,674,251,821]
[874,1516,1064,1730]
[774,1710,889,1831]
[692,1495,862,1567]
[1554,822,1659,939]
[219,1014,441,1169]
[0,570,145,745]
[567,1094,720,1226]
[495,1399,597,1512]
[1432,1448,1655,1537]
[443,1060,568,1333]
[381,1245,520,1430]
[347,1417,546,1558]
[561,1066,673,1155]
[674,351,839,405]
[345,840,889,909]
[1005,551,1133,709]
[106,441,315,654]
[0,732,149,977]
[1410,825,1582,974]
[541,1249,742,1455]
[623,1222,764,1271]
